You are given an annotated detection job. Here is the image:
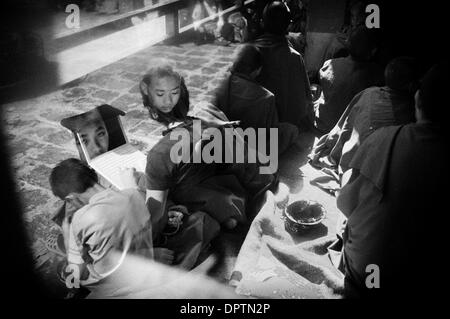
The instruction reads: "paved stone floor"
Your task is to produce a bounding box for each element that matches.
[2,38,338,297]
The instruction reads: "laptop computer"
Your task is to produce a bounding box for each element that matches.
[75,116,147,191]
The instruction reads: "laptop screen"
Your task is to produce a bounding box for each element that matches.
[73,111,128,162]
[76,129,146,190]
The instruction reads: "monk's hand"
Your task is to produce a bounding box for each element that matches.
[153,247,175,265]
[118,167,139,189]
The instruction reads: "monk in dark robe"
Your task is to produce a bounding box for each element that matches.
[320,1,366,65]
[216,44,299,155]
[234,1,313,132]
[140,64,277,233]
[310,57,418,182]
[337,62,448,298]
[314,26,384,134]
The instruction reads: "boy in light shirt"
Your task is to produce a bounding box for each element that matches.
[49,158,159,293]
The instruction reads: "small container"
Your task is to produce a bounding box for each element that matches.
[284,200,326,234]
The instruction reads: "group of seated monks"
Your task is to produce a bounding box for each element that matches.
[47,1,448,298]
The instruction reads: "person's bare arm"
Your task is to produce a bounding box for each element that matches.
[118,167,168,225]
[119,168,174,263]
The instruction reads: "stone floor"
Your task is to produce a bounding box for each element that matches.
[1,38,339,297]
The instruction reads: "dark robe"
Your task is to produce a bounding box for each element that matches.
[337,123,446,298]
[236,34,313,131]
[310,86,415,175]
[145,104,275,225]
[216,73,299,155]
[314,56,384,134]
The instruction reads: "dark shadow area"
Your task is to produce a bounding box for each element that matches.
[0,118,56,298]
[289,223,328,245]
[1,0,58,298]
[1,1,58,105]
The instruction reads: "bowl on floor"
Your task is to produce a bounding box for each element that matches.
[283,200,326,234]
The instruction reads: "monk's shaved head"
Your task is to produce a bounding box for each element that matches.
[385,57,419,92]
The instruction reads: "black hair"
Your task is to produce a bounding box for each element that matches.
[231,44,262,76]
[417,62,449,123]
[384,57,419,92]
[140,64,189,126]
[49,158,98,199]
[347,26,377,62]
[96,104,126,150]
[262,1,292,35]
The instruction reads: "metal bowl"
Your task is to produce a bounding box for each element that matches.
[283,200,326,234]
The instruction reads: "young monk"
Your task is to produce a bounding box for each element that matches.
[234,1,314,132]
[139,64,277,232]
[60,104,127,162]
[320,1,366,65]
[49,158,154,295]
[216,44,299,155]
[337,62,448,298]
[314,26,384,134]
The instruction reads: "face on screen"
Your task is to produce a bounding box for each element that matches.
[147,76,181,114]
[77,118,110,159]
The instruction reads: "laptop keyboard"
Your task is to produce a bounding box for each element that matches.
[90,143,146,189]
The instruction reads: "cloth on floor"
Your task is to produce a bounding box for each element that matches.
[230,191,344,299]
[147,101,275,226]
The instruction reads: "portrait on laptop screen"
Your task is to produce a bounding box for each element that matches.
[61,104,127,163]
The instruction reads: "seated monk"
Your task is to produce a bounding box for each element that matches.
[49,158,154,296]
[314,26,384,134]
[139,63,277,234]
[320,1,366,65]
[336,62,448,298]
[234,1,314,132]
[216,44,299,155]
[310,56,418,179]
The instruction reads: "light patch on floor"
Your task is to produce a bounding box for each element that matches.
[51,16,167,84]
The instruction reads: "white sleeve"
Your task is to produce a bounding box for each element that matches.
[67,223,84,265]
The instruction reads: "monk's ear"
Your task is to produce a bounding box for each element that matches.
[139,80,148,96]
